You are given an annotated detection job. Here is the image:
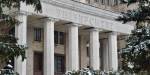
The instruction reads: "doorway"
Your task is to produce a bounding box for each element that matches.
[34,52,43,75]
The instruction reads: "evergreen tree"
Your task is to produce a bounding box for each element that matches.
[0,0,42,62]
[117,0,150,73]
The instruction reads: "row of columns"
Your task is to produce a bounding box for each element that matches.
[14,14,118,75]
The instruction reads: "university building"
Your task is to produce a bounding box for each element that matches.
[2,0,135,75]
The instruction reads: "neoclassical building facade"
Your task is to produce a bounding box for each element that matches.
[5,0,135,75]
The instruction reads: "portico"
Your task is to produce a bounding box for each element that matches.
[13,0,134,75]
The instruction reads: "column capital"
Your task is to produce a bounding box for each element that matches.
[15,13,27,26]
[66,23,82,27]
[88,27,103,32]
[108,31,118,35]
[42,17,59,22]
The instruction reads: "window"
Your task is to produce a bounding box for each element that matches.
[100,0,119,6]
[87,47,90,57]
[34,28,42,42]
[55,31,58,44]
[59,32,64,44]
[54,55,65,73]
[54,31,64,45]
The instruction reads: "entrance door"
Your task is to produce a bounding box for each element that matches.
[34,52,43,75]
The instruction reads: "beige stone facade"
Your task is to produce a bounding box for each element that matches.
[0,0,135,75]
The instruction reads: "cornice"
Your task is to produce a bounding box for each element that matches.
[41,0,121,20]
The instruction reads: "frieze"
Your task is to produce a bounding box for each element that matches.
[56,7,115,31]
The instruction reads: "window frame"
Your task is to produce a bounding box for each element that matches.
[54,54,65,73]
[54,31,64,45]
[34,28,42,42]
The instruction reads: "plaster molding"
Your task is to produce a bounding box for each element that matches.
[42,0,120,20]
[41,17,59,23]
[108,31,118,35]
[86,27,103,32]
[65,22,82,27]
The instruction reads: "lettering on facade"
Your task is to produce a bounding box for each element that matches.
[57,8,94,25]
[55,7,126,32]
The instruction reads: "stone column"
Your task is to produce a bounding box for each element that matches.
[43,18,56,75]
[102,39,109,72]
[89,28,100,70]
[108,32,118,71]
[67,23,79,71]
[15,13,27,75]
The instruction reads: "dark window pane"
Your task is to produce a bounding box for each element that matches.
[87,47,90,57]
[59,32,64,44]
[55,31,64,45]
[54,55,65,73]
[54,31,58,44]
[34,28,42,42]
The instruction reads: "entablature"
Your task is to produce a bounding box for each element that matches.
[18,0,134,34]
[42,0,120,20]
